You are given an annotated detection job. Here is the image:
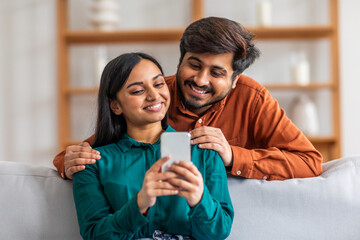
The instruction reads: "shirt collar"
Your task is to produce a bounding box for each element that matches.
[116,125,176,152]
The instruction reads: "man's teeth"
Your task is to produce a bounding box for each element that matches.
[191,85,207,94]
[146,103,161,109]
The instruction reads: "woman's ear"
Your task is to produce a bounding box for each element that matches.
[110,100,122,115]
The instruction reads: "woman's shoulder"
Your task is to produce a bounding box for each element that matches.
[190,146,226,179]
[94,142,123,160]
[191,145,218,156]
[94,142,118,152]
[191,145,222,165]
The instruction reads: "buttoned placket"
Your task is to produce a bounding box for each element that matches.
[195,116,205,128]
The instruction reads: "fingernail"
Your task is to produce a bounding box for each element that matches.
[190,140,194,144]
[91,159,96,163]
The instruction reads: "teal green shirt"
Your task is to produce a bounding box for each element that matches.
[73,126,234,240]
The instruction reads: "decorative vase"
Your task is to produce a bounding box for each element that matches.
[258,0,272,27]
[90,0,120,31]
[290,94,319,136]
[291,51,310,85]
[93,45,108,85]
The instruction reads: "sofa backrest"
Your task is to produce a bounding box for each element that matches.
[227,156,360,240]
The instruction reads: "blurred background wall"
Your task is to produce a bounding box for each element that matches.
[0,0,359,168]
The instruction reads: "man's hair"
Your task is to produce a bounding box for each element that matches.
[179,17,260,79]
[93,52,167,148]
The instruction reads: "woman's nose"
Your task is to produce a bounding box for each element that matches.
[146,87,158,101]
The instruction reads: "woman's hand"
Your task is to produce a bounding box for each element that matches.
[166,161,204,207]
[137,156,179,213]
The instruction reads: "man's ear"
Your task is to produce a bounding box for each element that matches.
[110,100,122,115]
[232,74,240,89]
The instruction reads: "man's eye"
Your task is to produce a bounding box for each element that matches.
[211,71,223,77]
[190,63,200,69]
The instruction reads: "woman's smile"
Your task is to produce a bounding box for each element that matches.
[143,102,164,112]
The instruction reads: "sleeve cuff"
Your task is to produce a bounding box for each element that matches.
[229,145,254,178]
[53,151,67,179]
[188,186,215,221]
[114,195,148,232]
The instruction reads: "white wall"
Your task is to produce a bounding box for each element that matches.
[0,0,57,167]
[339,0,360,157]
[0,0,359,167]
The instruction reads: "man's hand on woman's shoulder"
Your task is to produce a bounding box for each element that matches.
[64,142,101,179]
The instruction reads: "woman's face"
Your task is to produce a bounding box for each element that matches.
[111,59,170,128]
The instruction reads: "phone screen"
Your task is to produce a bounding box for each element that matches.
[160,132,191,172]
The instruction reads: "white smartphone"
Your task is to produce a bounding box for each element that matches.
[161,132,191,172]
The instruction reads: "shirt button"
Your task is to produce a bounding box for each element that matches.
[198,118,203,124]
[236,170,241,175]
[263,176,268,180]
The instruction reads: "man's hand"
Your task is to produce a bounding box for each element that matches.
[166,161,204,207]
[137,156,179,213]
[64,142,101,179]
[190,126,233,167]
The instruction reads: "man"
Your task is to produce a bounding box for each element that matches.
[54,17,322,180]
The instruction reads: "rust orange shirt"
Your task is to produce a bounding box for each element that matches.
[54,74,322,180]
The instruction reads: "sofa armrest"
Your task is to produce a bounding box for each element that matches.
[0,161,81,240]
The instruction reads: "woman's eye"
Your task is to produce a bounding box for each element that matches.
[154,82,164,88]
[131,90,144,95]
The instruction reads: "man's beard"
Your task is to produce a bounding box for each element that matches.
[176,72,231,112]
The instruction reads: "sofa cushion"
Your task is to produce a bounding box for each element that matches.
[0,161,81,240]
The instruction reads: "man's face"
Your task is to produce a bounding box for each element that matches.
[176,52,238,116]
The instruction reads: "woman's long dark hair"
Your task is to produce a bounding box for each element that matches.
[92,52,168,148]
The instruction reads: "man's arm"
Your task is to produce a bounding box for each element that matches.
[53,135,100,179]
[229,88,322,180]
[190,89,322,180]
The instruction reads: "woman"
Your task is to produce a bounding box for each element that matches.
[73,52,234,240]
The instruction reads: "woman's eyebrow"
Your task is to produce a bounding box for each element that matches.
[126,74,164,89]
[152,73,163,80]
[126,82,143,89]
